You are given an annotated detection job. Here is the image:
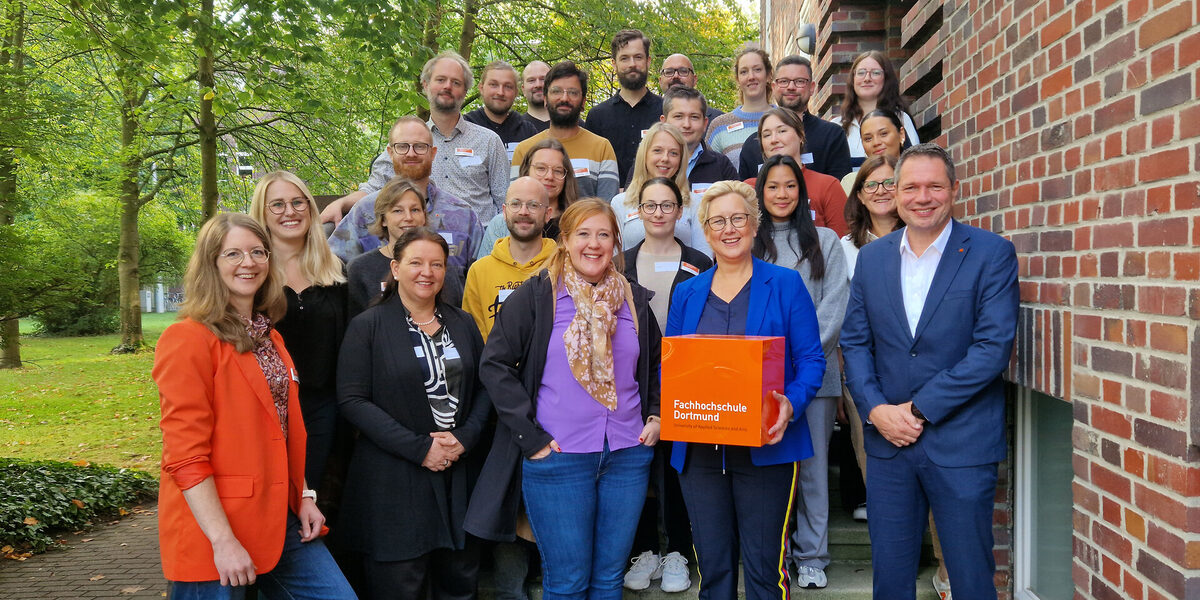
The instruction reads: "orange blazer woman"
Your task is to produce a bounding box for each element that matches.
[154,318,310,582]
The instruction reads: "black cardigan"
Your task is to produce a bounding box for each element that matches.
[335,295,491,561]
[463,270,662,541]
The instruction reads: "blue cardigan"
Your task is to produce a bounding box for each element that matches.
[664,257,826,469]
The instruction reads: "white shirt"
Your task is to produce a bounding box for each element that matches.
[839,231,879,279]
[899,221,953,337]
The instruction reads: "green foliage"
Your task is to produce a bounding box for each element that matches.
[0,458,156,553]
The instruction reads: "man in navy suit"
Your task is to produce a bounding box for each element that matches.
[840,143,1019,599]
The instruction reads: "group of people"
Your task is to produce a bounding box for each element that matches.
[153,28,1020,600]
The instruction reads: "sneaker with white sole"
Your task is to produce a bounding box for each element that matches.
[795,565,828,589]
[931,573,953,600]
[659,551,691,592]
[623,551,662,590]
[852,502,868,521]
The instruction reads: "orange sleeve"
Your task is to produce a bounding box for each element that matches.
[153,321,217,490]
[807,170,849,237]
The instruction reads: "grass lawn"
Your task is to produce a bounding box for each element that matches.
[0,313,179,472]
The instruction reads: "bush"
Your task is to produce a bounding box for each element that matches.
[0,458,157,554]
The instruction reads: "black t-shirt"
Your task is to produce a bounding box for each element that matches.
[583,90,664,186]
[464,108,541,146]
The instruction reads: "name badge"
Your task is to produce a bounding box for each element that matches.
[726,121,744,132]
[680,261,700,276]
[810,209,818,221]
[800,152,814,164]
[454,147,474,157]
[379,281,387,292]
[640,129,650,139]
[571,158,590,177]
[459,156,483,167]
[413,345,425,358]
[497,289,514,303]
[690,183,711,195]
[506,142,519,161]
[440,231,455,244]
[443,345,461,360]
[655,261,677,273]
[626,209,640,220]
[290,368,299,383]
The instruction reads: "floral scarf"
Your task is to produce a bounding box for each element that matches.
[246,313,289,439]
[561,261,636,411]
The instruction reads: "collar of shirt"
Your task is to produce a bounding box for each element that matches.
[686,144,703,177]
[427,116,464,140]
[899,219,953,260]
[425,182,442,211]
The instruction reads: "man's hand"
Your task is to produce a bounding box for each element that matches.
[867,401,924,447]
[319,190,368,226]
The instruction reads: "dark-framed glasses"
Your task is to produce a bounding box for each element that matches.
[266,199,309,214]
[639,201,678,215]
[389,142,431,155]
[220,248,270,264]
[660,67,694,77]
[863,178,896,193]
[773,77,811,88]
[705,213,751,231]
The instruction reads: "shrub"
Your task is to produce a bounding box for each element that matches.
[0,458,157,554]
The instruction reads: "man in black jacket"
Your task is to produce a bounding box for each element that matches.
[739,55,852,180]
[660,86,737,193]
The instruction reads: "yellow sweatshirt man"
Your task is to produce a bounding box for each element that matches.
[462,236,557,340]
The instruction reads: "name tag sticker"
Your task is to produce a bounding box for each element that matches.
[443,345,461,360]
[626,209,640,220]
[655,261,677,272]
[497,289,514,303]
[454,147,474,157]
[810,209,818,221]
[690,184,711,195]
[571,158,590,176]
[800,152,814,164]
[379,281,387,292]
[290,368,299,383]
[680,261,700,276]
[440,231,455,244]
[505,142,519,161]
[726,121,744,132]
[459,156,483,167]
[640,129,650,139]
[413,345,425,358]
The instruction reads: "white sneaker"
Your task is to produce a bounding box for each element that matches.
[659,551,691,592]
[623,551,662,590]
[796,565,828,589]
[853,503,868,521]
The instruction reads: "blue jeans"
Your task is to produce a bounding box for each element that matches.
[522,442,653,600]
[169,512,357,600]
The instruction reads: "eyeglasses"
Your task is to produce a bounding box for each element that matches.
[639,201,678,215]
[388,142,431,155]
[531,164,567,180]
[547,87,582,99]
[704,213,751,231]
[660,67,694,77]
[773,77,811,88]
[266,199,308,214]
[854,68,884,79]
[505,200,545,212]
[220,248,270,264]
[862,178,896,193]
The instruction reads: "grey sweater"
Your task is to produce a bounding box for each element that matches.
[767,222,849,397]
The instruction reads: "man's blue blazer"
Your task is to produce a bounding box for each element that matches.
[840,220,1019,467]
[665,257,826,471]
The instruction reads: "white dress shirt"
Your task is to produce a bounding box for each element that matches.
[899,221,953,337]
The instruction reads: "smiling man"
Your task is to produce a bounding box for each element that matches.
[584,29,664,186]
[465,61,541,160]
[840,143,1019,600]
[522,60,551,131]
[658,53,723,122]
[660,86,737,190]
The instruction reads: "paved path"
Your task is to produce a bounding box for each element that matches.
[0,503,167,599]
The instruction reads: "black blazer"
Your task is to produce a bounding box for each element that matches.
[622,238,714,307]
[463,270,662,541]
[335,295,491,561]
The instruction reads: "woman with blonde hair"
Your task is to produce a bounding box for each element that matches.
[250,171,349,492]
[610,122,709,255]
[154,213,355,598]
[466,198,662,599]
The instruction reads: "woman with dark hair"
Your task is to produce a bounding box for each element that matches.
[832,51,921,169]
[154,213,355,599]
[476,138,579,259]
[754,154,849,590]
[839,110,909,194]
[706,46,774,165]
[465,198,662,600]
[336,227,491,600]
[841,154,903,272]
[619,176,711,593]
[753,107,849,236]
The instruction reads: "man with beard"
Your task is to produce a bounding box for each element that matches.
[738,55,852,180]
[583,29,663,186]
[658,53,723,122]
[461,176,556,340]
[334,51,509,225]
[510,61,620,201]
[465,61,540,161]
[522,60,551,131]
[328,116,483,287]
[660,86,737,193]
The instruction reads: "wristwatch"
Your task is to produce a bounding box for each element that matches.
[910,403,927,422]
[301,489,318,502]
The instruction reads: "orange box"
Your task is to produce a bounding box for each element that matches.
[660,334,784,447]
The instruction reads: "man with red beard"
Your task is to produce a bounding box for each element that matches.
[465,61,541,161]
[584,29,663,187]
[328,116,483,288]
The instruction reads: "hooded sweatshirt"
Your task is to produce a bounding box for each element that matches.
[462,236,557,340]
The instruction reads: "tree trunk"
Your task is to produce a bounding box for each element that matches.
[198,0,218,222]
[458,0,478,61]
[114,97,144,353]
[0,0,24,368]
[415,0,443,121]
[0,319,19,369]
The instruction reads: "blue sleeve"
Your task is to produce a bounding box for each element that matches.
[840,251,886,423]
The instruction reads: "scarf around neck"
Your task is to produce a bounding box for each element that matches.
[561,261,634,411]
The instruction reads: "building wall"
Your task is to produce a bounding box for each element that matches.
[764,1,1200,598]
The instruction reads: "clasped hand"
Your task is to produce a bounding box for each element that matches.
[422,431,464,471]
[867,401,924,447]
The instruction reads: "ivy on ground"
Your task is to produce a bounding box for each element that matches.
[0,458,156,555]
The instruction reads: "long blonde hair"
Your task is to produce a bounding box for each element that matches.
[179,213,287,352]
[623,122,690,209]
[545,198,626,292]
[249,171,346,286]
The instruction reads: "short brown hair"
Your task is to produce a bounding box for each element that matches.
[611,29,651,58]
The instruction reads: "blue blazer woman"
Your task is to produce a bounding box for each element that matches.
[664,257,826,470]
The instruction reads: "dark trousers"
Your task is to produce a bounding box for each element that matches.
[297,384,339,488]
[866,443,998,600]
[363,540,479,600]
[678,445,795,600]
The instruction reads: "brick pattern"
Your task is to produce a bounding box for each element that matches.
[764,1,1200,599]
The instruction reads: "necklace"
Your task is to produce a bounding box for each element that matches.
[411,312,437,327]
